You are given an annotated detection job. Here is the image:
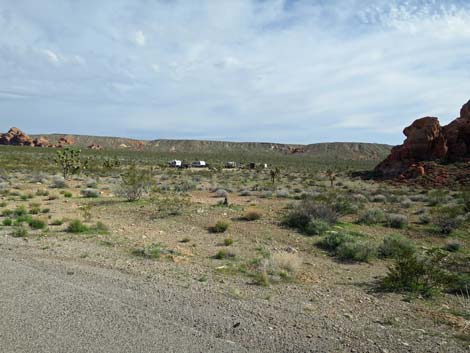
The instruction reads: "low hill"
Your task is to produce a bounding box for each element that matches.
[33,133,392,161]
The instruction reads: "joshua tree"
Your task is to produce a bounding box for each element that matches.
[326,168,337,188]
[270,167,281,184]
[54,148,89,179]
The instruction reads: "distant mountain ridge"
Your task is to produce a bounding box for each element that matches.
[31,133,392,161]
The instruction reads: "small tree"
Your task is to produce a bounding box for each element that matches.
[326,169,337,188]
[117,164,153,201]
[54,148,89,179]
[270,167,280,184]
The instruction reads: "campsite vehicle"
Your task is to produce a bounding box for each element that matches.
[191,161,207,168]
[168,160,182,168]
[225,161,237,169]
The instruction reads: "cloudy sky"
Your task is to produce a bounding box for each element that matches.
[1,0,469,144]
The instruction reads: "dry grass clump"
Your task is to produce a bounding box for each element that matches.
[272,251,302,277]
[242,209,262,221]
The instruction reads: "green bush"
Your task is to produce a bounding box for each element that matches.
[379,235,415,259]
[319,231,357,252]
[430,205,464,235]
[117,164,153,201]
[209,220,230,233]
[379,248,455,297]
[336,240,377,262]
[357,209,385,225]
[11,225,28,238]
[282,198,338,235]
[303,219,330,236]
[385,214,408,229]
[66,219,89,233]
[213,250,236,259]
[2,218,12,226]
[29,218,47,230]
[131,243,163,259]
[14,206,28,217]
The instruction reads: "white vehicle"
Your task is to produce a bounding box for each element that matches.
[168,160,182,168]
[191,160,207,168]
[225,161,237,168]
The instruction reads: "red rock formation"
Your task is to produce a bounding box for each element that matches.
[375,100,470,177]
[56,136,75,148]
[88,143,103,150]
[33,136,50,147]
[0,127,35,146]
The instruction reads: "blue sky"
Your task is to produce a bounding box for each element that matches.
[0,0,469,144]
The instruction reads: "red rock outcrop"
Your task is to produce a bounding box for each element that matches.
[375,100,470,177]
[33,136,50,147]
[0,127,35,146]
[56,136,75,148]
[88,143,103,150]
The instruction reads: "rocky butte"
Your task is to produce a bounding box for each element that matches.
[375,100,470,180]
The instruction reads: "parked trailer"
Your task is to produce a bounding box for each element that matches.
[191,161,207,168]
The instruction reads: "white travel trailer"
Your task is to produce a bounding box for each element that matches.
[168,160,182,168]
[191,160,207,168]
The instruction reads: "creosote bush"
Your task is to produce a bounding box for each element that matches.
[379,234,415,259]
[117,164,154,202]
[357,209,385,225]
[385,214,408,229]
[282,198,337,236]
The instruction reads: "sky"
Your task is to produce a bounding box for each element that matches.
[0,0,469,145]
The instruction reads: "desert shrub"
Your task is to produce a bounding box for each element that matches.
[223,238,234,246]
[276,189,290,198]
[29,203,41,215]
[51,219,63,226]
[1,209,13,217]
[409,194,428,202]
[418,213,431,225]
[80,188,100,198]
[36,189,49,197]
[379,249,455,297]
[2,218,12,226]
[66,219,89,233]
[117,164,153,201]
[282,198,338,235]
[379,235,416,259]
[430,205,464,235]
[131,243,164,259]
[29,218,46,230]
[371,194,387,203]
[271,252,302,278]
[85,178,98,188]
[357,209,385,225]
[336,240,377,262]
[209,220,229,233]
[93,222,109,234]
[242,209,262,221]
[319,231,358,252]
[11,225,28,238]
[213,250,236,260]
[400,198,412,208]
[50,175,68,189]
[215,189,228,198]
[303,219,330,236]
[41,208,50,214]
[239,189,252,196]
[64,191,73,198]
[428,189,449,206]
[14,206,28,217]
[352,194,368,203]
[385,214,408,229]
[445,240,462,252]
[174,181,196,193]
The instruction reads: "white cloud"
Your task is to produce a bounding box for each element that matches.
[41,49,59,64]
[134,30,146,46]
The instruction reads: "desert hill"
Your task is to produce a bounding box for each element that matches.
[25,133,391,161]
